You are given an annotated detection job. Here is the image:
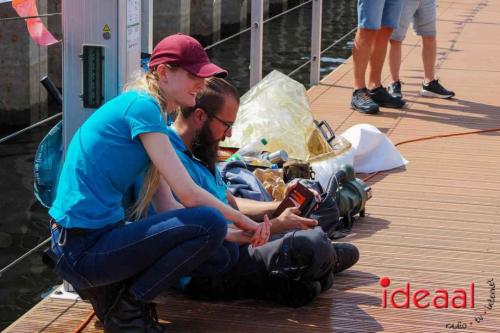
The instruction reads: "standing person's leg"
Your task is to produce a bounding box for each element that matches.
[350,0,384,114]
[367,0,406,109]
[353,29,377,90]
[415,0,455,98]
[368,26,394,90]
[421,36,436,82]
[388,40,403,84]
[388,0,419,99]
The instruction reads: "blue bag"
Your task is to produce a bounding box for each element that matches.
[33,120,63,208]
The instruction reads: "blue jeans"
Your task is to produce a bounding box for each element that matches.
[50,206,237,302]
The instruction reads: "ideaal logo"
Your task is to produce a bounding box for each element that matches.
[379,276,475,309]
[379,277,496,330]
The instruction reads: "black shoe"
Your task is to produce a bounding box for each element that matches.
[351,88,380,114]
[332,243,359,274]
[421,79,455,99]
[388,81,403,99]
[369,86,406,108]
[104,288,164,333]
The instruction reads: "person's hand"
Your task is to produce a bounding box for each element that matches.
[271,207,318,234]
[250,214,271,247]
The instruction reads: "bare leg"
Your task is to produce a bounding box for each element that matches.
[388,39,403,83]
[353,28,378,90]
[422,35,436,83]
[368,26,393,90]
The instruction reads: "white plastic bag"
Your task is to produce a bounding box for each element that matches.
[340,124,408,173]
[223,70,314,160]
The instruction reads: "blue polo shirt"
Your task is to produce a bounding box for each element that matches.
[49,91,169,229]
[166,127,228,205]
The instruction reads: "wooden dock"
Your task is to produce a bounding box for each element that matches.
[4,0,499,332]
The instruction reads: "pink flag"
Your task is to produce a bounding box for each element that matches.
[12,0,58,46]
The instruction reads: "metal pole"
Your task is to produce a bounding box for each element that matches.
[141,0,153,54]
[310,0,322,85]
[250,0,263,87]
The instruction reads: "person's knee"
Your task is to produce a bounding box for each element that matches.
[293,228,333,256]
[356,28,378,43]
[378,26,394,38]
[421,35,436,43]
[196,206,227,242]
[285,229,334,269]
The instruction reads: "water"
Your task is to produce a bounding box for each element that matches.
[0,122,61,330]
[207,0,357,94]
[0,0,357,329]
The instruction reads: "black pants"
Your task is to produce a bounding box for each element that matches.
[184,226,335,304]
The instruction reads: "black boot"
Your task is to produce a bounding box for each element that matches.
[76,283,122,322]
[104,288,164,333]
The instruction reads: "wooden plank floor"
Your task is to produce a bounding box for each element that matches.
[5,0,499,332]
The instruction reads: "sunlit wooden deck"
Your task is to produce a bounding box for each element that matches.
[5,0,499,332]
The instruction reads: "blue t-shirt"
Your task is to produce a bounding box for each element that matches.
[166,127,228,205]
[49,91,169,229]
[165,127,229,292]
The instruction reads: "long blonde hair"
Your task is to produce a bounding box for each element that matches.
[126,74,237,221]
[124,70,168,220]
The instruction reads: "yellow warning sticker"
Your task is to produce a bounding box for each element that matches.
[103,24,111,32]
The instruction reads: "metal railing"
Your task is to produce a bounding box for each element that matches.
[248,0,323,86]
[206,0,355,88]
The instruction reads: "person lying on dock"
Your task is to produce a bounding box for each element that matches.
[152,77,360,307]
[46,34,269,333]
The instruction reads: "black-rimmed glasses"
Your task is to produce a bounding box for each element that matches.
[201,108,234,135]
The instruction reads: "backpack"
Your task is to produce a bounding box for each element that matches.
[34,120,63,208]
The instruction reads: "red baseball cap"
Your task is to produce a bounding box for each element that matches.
[148,33,228,78]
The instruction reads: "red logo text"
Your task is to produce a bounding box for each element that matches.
[380,276,475,309]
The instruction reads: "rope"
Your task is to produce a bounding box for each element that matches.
[0,13,61,22]
[0,237,50,277]
[362,127,500,182]
[205,0,313,51]
[0,112,62,145]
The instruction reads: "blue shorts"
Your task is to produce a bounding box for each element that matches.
[358,0,404,30]
[391,0,437,41]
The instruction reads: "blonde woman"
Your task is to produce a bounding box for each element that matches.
[48,34,270,333]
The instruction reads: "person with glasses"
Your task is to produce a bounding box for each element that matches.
[48,34,270,333]
[149,77,360,306]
